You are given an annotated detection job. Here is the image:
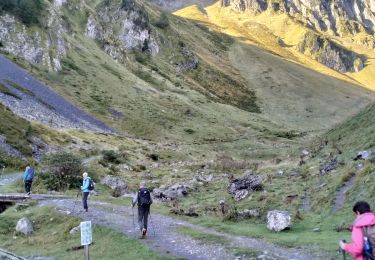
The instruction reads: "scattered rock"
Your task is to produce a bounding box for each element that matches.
[69,225,80,235]
[234,190,249,201]
[28,257,57,260]
[228,174,262,201]
[267,210,291,232]
[277,170,284,176]
[354,150,372,161]
[15,217,33,236]
[100,175,128,195]
[313,227,321,232]
[169,207,199,217]
[237,208,261,219]
[319,183,327,189]
[301,149,309,156]
[319,159,338,174]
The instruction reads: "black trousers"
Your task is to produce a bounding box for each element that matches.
[82,192,89,210]
[138,205,150,230]
[25,181,32,193]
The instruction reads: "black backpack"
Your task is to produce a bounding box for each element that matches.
[138,188,151,206]
[88,178,95,191]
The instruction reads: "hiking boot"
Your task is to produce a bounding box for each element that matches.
[142,228,147,237]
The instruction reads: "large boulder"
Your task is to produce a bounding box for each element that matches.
[228,174,262,201]
[267,210,291,232]
[15,217,33,236]
[100,175,128,195]
[153,184,188,200]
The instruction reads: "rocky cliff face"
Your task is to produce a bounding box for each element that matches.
[298,32,364,72]
[221,0,375,37]
[0,3,68,71]
[85,0,159,62]
[0,0,160,69]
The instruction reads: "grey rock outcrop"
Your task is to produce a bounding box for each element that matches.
[153,184,188,200]
[101,176,128,195]
[15,217,33,236]
[85,0,159,62]
[221,0,375,37]
[298,31,364,72]
[0,249,26,260]
[228,174,262,201]
[266,210,291,232]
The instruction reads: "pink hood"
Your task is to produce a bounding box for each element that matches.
[353,212,375,228]
[345,212,375,260]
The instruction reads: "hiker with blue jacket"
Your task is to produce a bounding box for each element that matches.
[132,181,153,238]
[23,166,35,195]
[81,172,92,212]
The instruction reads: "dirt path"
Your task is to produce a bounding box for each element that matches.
[332,176,356,212]
[40,199,325,260]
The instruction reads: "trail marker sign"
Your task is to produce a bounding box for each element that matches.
[80,221,92,246]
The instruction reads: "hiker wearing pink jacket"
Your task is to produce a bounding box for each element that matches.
[340,201,375,260]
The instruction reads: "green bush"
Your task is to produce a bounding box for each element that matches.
[40,152,82,191]
[0,0,45,26]
[101,150,125,164]
[154,12,169,29]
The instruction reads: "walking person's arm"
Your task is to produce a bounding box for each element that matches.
[132,193,138,208]
[341,226,364,257]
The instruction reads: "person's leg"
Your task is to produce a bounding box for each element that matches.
[82,192,89,211]
[138,206,144,231]
[29,181,32,193]
[143,205,150,231]
[25,181,31,193]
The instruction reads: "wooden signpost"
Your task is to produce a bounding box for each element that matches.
[80,221,92,260]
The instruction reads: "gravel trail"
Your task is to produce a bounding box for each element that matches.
[41,199,326,260]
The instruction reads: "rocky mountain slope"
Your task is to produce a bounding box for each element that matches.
[221,0,375,38]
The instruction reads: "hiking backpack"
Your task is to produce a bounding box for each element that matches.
[88,178,95,191]
[138,188,152,206]
[363,225,375,260]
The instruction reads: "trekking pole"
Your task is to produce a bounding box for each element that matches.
[131,206,136,237]
[71,190,81,214]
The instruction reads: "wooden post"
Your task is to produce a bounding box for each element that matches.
[84,245,89,260]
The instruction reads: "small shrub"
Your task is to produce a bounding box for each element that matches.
[101,150,125,164]
[111,187,122,198]
[134,49,149,64]
[148,153,159,161]
[0,0,46,26]
[41,152,82,191]
[154,12,169,29]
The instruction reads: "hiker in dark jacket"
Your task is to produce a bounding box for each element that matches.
[23,166,35,195]
[80,172,91,212]
[132,181,153,238]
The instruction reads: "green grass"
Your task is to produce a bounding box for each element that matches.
[0,103,34,157]
[0,206,169,260]
[176,226,229,245]
[0,82,21,100]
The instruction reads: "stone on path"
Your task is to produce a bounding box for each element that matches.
[267,210,291,232]
[15,217,33,236]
